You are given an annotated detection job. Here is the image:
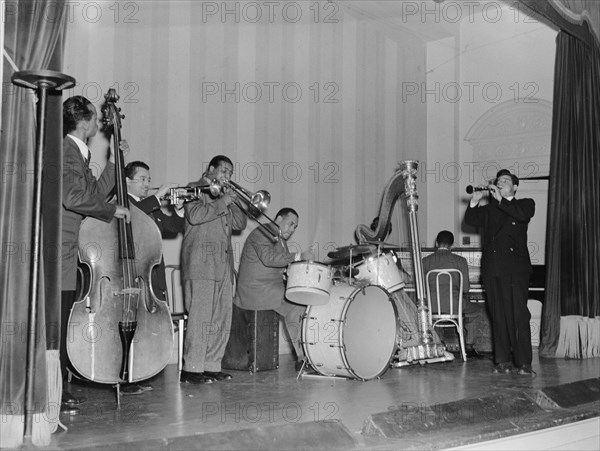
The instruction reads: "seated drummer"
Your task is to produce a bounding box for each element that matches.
[234,208,314,371]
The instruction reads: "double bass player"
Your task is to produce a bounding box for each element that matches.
[60,96,130,413]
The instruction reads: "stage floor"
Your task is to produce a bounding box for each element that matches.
[48,350,599,450]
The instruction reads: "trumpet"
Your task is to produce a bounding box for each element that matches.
[159,179,279,236]
[158,180,222,204]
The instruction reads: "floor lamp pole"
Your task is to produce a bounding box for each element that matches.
[11,70,75,442]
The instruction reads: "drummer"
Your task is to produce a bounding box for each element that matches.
[234,207,314,371]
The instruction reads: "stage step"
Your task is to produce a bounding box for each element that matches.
[81,421,357,450]
[535,377,600,409]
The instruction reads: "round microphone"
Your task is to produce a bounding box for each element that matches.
[466,185,491,194]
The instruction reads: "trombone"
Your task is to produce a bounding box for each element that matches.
[220,180,281,239]
[159,179,281,240]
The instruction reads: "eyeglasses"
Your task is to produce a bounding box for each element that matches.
[131,176,151,183]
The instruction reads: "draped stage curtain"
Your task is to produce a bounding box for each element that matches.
[551,0,600,42]
[0,1,68,447]
[539,26,600,358]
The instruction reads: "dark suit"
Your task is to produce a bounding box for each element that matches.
[128,195,185,301]
[422,249,470,314]
[465,196,535,366]
[61,135,116,377]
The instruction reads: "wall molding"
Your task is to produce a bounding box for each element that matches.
[465,98,552,178]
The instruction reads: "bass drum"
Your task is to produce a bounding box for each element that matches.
[302,283,397,380]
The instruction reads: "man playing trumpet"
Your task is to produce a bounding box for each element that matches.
[180,155,247,384]
[122,161,186,394]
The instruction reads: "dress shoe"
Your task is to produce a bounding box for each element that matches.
[204,371,232,381]
[60,405,80,416]
[62,391,86,406]
[180,370,214,384]
[514,365,536,377]
[465,347,485,358]
[492,362,513,374]
[121,383,153,395]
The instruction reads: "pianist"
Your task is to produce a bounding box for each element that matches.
[423,231,484,350]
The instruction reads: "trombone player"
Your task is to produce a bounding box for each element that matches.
[180,155,247,385]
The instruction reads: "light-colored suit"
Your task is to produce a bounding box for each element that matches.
[235,224,295,310]
[180,178,247,372]
[180,178,246,282]
[234,223,306,359]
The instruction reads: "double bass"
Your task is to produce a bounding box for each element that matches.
[67,89,174,384]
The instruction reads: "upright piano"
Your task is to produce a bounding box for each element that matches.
[397,247,546,303]
[396,247,545,353]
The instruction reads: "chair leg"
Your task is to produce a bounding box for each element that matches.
[178,319,185,372]
[457,322,467,362]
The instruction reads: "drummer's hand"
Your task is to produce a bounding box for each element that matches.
[300,250,315,261]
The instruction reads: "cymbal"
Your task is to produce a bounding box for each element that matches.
[327,244,377,261]
[362,240,402,251]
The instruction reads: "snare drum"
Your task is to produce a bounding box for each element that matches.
[355,252,405,292]
[302,283,397,380]
[285,261,333,305]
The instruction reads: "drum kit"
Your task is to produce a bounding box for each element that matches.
[285,241,410,381]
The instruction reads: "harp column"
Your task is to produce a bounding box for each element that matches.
[399,161,437,354]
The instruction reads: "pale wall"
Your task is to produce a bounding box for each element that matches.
[64,1,428,266]
[424,3,556,252]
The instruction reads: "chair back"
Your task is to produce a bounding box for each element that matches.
[425,269,463,321]
[164,264,185,314]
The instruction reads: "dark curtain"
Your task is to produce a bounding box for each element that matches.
[540,27,600,358]
[0,0,68,447]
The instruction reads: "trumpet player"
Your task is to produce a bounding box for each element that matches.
[124,161,186,394]
[125,161,187,213]
[180,155,247,385]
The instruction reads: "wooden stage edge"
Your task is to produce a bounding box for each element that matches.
[40,351,600,451]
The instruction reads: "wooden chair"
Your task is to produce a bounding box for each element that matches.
[426,269,467,362]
